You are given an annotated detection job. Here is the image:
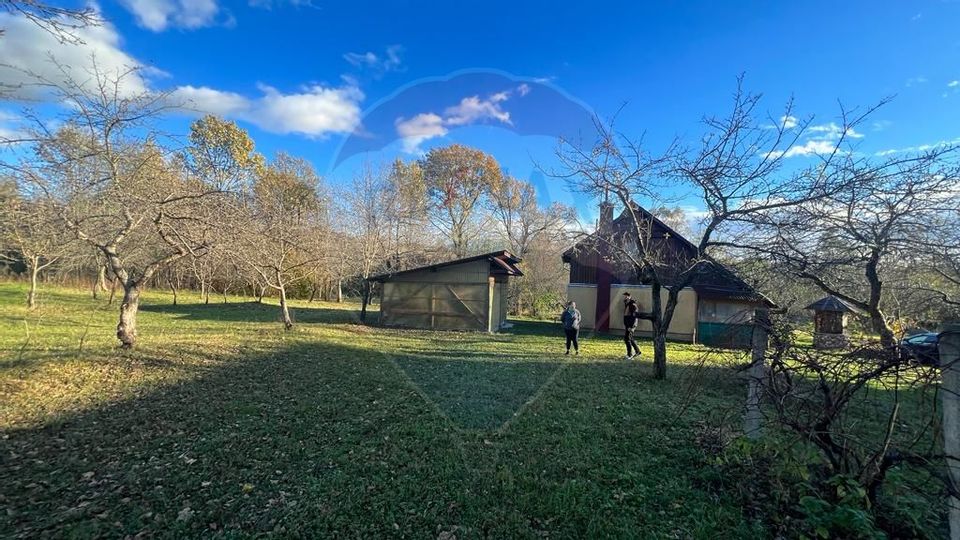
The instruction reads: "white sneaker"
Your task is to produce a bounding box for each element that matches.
[624,355,634,360]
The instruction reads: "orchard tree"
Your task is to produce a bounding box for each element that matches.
[11,67,230,348]
[0,180,73,308]
[340,163,391,322]
[420,144,502,256]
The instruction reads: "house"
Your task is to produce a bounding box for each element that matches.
[368,250,522,332]
[562,202,772,347]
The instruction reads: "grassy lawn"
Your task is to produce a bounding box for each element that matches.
[0,281,923,538]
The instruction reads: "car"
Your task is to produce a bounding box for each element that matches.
[900,332,940,365]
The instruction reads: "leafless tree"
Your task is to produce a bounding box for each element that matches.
[732,147,960,347]
[552,82,868,379]
[6,66,231,348]
[0,0,100,43]
[233,152,327,330]
[340,162,392,322]
[0,179,74,308]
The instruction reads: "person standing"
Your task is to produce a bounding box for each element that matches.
[561,301,581,355]
[622,292,641,359]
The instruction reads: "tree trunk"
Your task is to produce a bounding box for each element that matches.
[308,283,318,303]
[278,285,294,330]
[647,282,668,380]
[108,276,119,305]
[257,283,266,303]
[360,280,370,323]
[97,264,108,292]
[652,330,667,380]
[168,275,178,306]
[117,283,141,348]
[26,259,39,310]
[336,278,343,303]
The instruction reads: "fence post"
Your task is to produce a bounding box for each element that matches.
[939,322,960,540]
[744,308,769,440]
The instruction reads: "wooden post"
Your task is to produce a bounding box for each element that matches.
[430,283,436,330]
[939,322,960,540]
[744,308,769,439]
[487,276,496,333]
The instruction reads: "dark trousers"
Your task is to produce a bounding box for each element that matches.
[624,327,640,356]
[564,328,579,351]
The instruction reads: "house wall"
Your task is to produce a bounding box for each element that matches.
[697,298,759,348]
[608,284,698,341]
[566,284,598,329]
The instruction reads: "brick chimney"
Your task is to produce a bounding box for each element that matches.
[598,201,614,233]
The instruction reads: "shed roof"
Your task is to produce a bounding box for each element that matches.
[804,295,864,313]
[368,250,523,282]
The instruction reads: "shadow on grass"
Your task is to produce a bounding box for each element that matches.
[140,301,364,325]
[1,335,768,538]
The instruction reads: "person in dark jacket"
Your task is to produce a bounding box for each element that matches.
[560,301,581,355]
[622,292,641,359]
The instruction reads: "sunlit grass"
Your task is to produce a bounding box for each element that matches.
[0,280,940,537]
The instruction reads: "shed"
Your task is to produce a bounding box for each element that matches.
[368,250,523,332]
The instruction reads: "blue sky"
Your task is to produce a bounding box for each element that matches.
[2,0,959,220]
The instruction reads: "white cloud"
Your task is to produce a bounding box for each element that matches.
[118,0,222,31]
[875,137,960,156]
[343,45,403,74]
[0,110,25,144]
[171,83,364,137]
[393,91,517,153]
[780,115,798,129]
[0,10,155,100]
[949,80,960,88]
[169,85,250,117]
[905,76,928,87]
[395,113,448,153]
[806,122,863,139]
[766,140,838,159]
[444,94,511,126]
[517,83,531,96]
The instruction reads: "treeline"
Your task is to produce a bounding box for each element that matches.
[0,68,576,347]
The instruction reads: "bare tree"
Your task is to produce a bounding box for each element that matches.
[733,147,960,347]
[0,179,73,308]
[340,163,391,322]
[553,83,867,379]
[234,152,327,330]
[8,67,230,348]
[0,0,100,43]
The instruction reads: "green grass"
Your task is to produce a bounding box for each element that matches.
[0,281,930,538]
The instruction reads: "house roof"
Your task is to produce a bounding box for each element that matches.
[805,295,864,314]
[563,202,774,306]
[368,250,523,282]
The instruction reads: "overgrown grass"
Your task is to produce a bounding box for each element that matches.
[0,281,940,537]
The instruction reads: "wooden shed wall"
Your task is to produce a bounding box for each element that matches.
[379,260,513,332]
